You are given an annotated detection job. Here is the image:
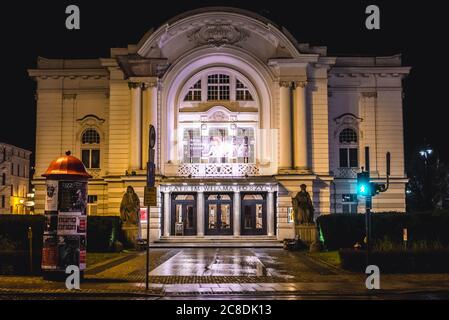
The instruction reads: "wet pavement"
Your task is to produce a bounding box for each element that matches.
[2,248,449,299]
[150,249,273,277]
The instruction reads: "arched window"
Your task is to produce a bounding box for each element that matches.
[236,79,253,101]
[81,128,100,169]
[207,74,230,101]
[82,129,100,144]
[339,128,357,144]
[184,80,202,101]
[338,128,358,168]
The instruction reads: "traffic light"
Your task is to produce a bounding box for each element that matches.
[357,171,372,196]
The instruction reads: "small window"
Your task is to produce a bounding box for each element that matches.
[339,128,357,144]
[1,173,5,185]
[87,195,98,215]
[87,195,98,203]
[342,194,358,214]
[1,195,5,208]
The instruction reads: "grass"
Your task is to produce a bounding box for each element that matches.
[310,251,341,267]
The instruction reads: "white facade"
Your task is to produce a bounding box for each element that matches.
[29,8,410,241]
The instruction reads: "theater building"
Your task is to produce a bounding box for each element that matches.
[29,8,410,242]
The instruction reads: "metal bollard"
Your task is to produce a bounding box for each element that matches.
[28,227,33,274]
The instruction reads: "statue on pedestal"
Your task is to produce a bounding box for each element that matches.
[120,186,141,241]
[292,184,314,225]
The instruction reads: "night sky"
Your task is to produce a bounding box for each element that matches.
[0,0,446,167]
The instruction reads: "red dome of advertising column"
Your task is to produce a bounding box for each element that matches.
[42,151,92,178]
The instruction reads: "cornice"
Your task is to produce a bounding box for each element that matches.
[28,69,109,80]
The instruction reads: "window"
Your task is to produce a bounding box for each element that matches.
[338,128,358,168]
[1,195,4,208]
[87,195,98,215]
[184,80,202,101]
[236,79,253,101]
[342,194,358,213]
[17,164,20,177]
[82,149,100,169]
[207,74,230,101]
[11,163,13,176]
[82,129,100,144]
[1,173,5,185]
[339,128,358,144]
[81,129,100,169]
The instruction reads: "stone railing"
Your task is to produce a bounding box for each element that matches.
[335,167,358,179]
[178,163,259,177]
[87,168,102,179]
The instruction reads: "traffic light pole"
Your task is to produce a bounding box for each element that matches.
[365,196,372,266]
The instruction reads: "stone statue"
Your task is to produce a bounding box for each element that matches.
[292,184,315,225]
[120,186,140,226]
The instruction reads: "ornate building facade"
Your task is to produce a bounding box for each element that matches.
[29,8,410,241]
[0,143,32,214]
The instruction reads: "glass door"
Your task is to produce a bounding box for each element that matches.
[171,194,197,236]
[241,193,267,235]
[205,194,233,235]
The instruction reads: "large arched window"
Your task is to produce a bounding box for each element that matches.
[81,129,100,169]
[182,73,254,103]
[338,128,358,168]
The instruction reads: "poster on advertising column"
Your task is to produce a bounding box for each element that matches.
[58,181,87,214]
[57,212,87,271]
[45,180,59,211]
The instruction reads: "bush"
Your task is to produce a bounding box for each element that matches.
[0,215,123,253]
[86,216,122,252]
[317,212,449,250]
[339,248,449,273]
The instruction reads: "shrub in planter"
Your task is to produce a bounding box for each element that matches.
[339,246,449,273]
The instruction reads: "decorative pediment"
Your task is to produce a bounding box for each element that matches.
[187,23,250,47]
[76,114,105,127]
[333,113,363,139]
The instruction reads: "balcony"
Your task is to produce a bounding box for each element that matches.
[178,163,259,177]
[335,167,358,179]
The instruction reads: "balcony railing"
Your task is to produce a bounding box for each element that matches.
[335,167,358,179]
[178,163,259,177]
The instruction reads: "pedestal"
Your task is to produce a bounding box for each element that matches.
[122,225,139,248]
[295,224,318,244]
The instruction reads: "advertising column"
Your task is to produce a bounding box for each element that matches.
[41,151,91,280]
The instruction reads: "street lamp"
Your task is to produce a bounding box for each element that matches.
[419,148,433,160]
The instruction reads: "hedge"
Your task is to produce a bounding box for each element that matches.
[317,212,449,250]
[339,248,449,273]
[0,214,123,253]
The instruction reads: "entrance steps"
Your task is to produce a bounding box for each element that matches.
[151,236,283,248]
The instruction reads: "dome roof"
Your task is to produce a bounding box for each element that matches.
[42,151,92,178]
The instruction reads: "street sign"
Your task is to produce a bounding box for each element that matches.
[144,186,157,206]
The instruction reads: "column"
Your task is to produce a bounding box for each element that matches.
[279,81,292,170]
[233,190,241,236]
[129,82,142,170]
[163,191,171,237]
[197,191,204,237]
[293,81,308,170]
[267,191,275,236]
[142,81,158,168]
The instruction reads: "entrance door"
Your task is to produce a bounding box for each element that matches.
[241,193,267,235]
[205,193,233,235]
[171,194,197,236]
